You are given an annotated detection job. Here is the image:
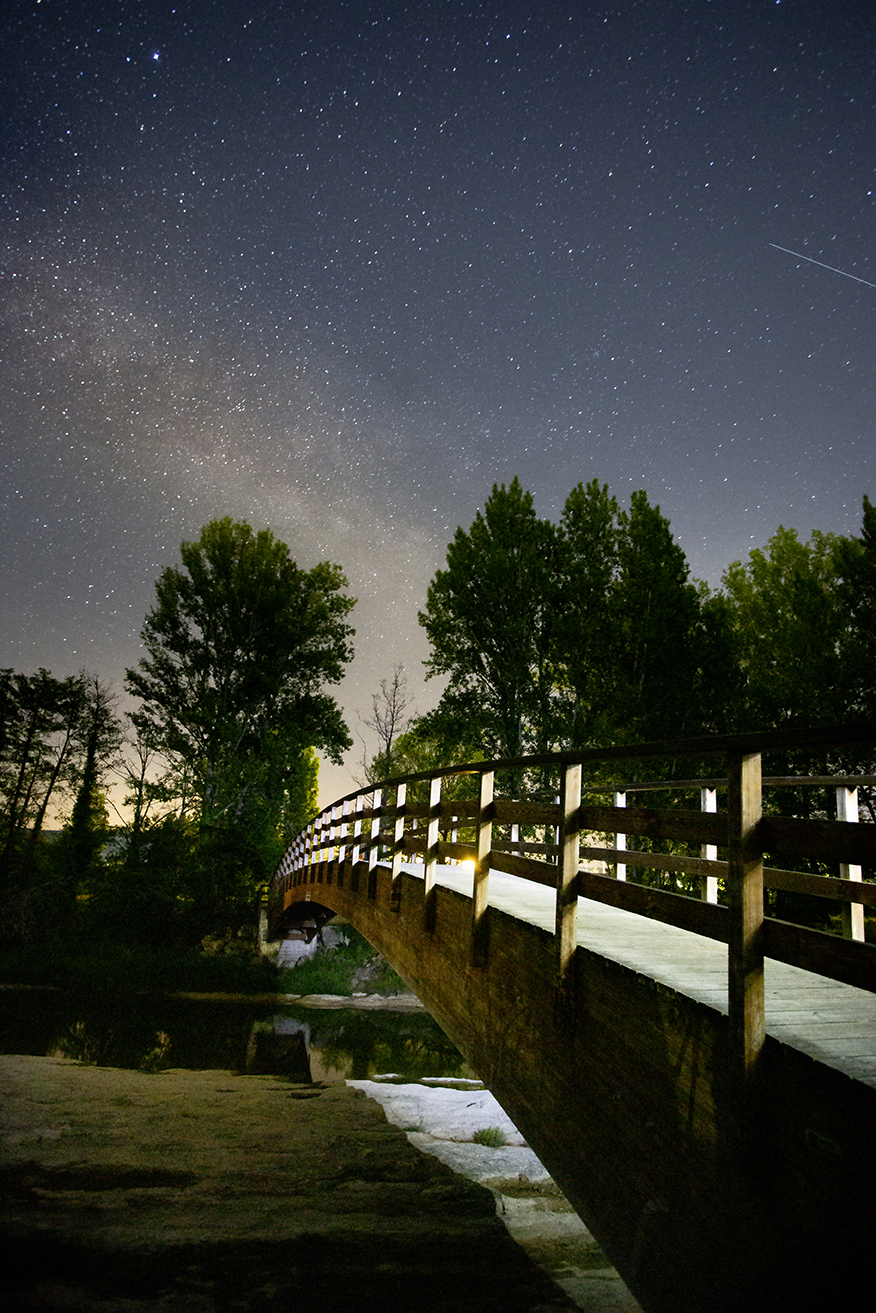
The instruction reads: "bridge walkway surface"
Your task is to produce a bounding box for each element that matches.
[411,861,876,1088]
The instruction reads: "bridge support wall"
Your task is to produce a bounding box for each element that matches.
[280,862,874,1313]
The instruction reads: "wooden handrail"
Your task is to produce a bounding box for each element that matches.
[271,726,876,1082]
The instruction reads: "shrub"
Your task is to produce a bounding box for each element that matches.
[473,1126,507,1147]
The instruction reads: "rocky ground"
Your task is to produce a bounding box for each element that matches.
[0,1053,639,1313]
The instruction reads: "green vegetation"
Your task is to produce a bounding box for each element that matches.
[417,477,740,761]
[409,482,876,783]
[0,940,279,996]
[473,1126,508,1147]
[3,493,875,981]
[278,926,406,997]
[0,518,355,977]
[125,517,355,939]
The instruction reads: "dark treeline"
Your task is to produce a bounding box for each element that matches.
[0,518,355,962]
[3,489,874,961]
[373,479,875,796]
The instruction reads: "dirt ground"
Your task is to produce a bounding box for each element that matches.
[1,1055,585,1312]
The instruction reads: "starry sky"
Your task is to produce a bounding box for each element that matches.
[2,0,874,804]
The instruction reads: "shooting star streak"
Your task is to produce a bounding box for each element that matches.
[770,243,876,289]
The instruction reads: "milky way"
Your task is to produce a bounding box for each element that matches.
[2,0,874,800]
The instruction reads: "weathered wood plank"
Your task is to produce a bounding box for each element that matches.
[579,803,727,846]
[764,919,876,992]
[492,839,559,857]
[472,771,494,965]
[437,839,476,863]
[423,775,442,933]
[759,814,876,865]
[727,752,765,1088]
[492,798,560,825]
[765,867,876,906]
[577,869,729,941]
[489,850,558,886]
[583,846,725,880]
[557,763,582,983]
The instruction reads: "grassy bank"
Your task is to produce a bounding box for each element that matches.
[276,927,406,997]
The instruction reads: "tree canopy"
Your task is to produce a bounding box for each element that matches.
[416,483,873,771]
[418,477,562,761]
[124,518,355,932]
[0,668,122,942]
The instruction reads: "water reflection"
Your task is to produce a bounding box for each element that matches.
[0,991,474,1083]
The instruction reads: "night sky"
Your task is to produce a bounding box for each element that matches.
[3,0,874,802]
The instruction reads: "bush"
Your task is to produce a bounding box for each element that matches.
[472,1126,508,1147]
[277,925,406,997]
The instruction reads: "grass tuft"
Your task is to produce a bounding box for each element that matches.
[472,1126,508,1148]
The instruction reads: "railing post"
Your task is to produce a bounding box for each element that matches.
[350,795,364,891]
[390,782,407,910]
[304,814,315,877]
[837,786,864,941]
[701,786,718,903]
[367,787,382,899]
[337,798,350,886]
[557,762,582,986]
[471,770,494,965]
[326,803,338,884]
[423,775,442,932]
[613,790,627,880]
[727,752,765,1093]
[312,812,324,883]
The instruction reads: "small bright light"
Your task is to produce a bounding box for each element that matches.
[457,860,475,877]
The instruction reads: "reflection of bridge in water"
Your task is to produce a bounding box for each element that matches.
[269,725,876,1313]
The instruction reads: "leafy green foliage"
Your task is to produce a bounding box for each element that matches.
[278,925,405,997]
[722,525,852,730]
[419,477,563,761]
[419,479,740,772]
[472,1126,508,1147]
[557,479,620,746]
[126,518,354,815]
[0,938,278,995]
[125,518,354,935]
[0,670,123,943]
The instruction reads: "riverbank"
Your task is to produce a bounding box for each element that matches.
[1,1055,581,1312]
[0,987,643,1307]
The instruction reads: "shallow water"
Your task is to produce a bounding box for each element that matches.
[0,988,474,1083]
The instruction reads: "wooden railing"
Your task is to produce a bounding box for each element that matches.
[271,724,876,1084]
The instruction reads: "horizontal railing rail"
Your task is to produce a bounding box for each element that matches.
[270,723,876,1084]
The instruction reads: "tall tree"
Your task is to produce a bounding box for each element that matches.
[53,675,123,919]
[609,491,722,744]
[722,525,850,729]
[0,669,122,942]
[125,518,355,930]
[418,479,562,761]
[836,494,876,722]
[0,670,113,862]
[362,664,412,780]
[556,479,620,747]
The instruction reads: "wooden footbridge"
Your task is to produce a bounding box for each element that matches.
[268,725,876,1313]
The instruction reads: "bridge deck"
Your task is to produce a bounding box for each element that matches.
[398,862,876,1088]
